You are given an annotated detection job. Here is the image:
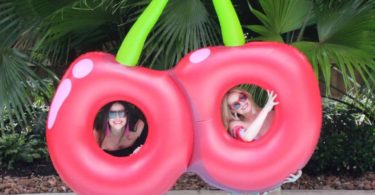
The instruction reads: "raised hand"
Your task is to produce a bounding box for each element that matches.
[264,90,279,112]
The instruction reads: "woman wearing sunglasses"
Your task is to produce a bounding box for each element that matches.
[222,88,302,195]
[94,101,147,157]
[222,87,278,142]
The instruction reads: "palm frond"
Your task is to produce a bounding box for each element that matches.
[247,0,375,95]
[0,0,67,127]
[315,0,375,44]
[245,0,314,42]
[139,0,220,69]
[293,41,375,94]
[294,0,375,93]
[33,1,126,68]
[0,1,27,46]
[0,48,49,127]
[72,0,129,13]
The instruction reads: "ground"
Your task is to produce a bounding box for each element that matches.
[0,161,374,194]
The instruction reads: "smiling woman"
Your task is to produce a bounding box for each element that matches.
[222,86,277,142]
[93,101,148,157]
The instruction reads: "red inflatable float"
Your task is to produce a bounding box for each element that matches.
[46,0,321,194]
[46,52,194,195]
[47,42,321,194]
[172,42,322,193]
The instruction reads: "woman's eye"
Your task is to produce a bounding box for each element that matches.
[232,103,241,109]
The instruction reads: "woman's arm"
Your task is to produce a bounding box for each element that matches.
[134,119,144,136]
[127,119,145,141]
[240,90,278,142]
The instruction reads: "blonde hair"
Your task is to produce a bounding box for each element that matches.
[221,87,260,131]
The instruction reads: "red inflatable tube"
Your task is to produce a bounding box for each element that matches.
[47,42,321,194]
[172,42,322,192]
[46,52,193,195]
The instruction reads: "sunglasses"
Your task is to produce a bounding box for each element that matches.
[229,93,248,110]
[108,110,126,119]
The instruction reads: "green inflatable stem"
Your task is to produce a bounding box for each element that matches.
[212,0,245,46]
[116,0,245,66]
[116,0,168,66]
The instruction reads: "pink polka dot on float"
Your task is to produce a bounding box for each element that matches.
[72,59,94,79]
[47,79,72,129]
[189,48,211,64]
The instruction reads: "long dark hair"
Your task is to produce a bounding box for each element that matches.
[94,101,146,146]
[94,101,148,156]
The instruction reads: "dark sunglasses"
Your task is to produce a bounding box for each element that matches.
[108,110,126,119]
[229,93,247,110]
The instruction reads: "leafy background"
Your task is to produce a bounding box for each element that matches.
[0,0,374,177]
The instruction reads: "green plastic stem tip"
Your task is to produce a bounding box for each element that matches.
[116,0,169,66]
[116,0,244,66]
[212,0,245,46]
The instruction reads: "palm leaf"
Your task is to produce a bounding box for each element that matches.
[294,0,375,94]
[33,4,121,65]
[0,0,69,127]
[139,0,220,69]
[247,0,375,95]
[0,48,48,128]
[245,0,314,42]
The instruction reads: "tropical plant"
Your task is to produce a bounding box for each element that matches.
[329,74,375,123]
[0,0,63,127]
[0,81,50,169]
[1,0,375,127]
[140,0,220,69]
[0,0,222,126]
[0,131,48,169]
[304,98,374,176]
[245,0,375,95]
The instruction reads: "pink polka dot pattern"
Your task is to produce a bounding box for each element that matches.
[72,59,94,79]
[189,48,211,64]
[48,79,72,129]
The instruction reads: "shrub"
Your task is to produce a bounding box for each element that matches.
[0,84,50,170]
[304,98,375,176]
[0,131,48,169]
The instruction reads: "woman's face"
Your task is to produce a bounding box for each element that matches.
[227,92,251,115]
[108,102,127,130]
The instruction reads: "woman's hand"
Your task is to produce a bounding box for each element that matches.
[283,170,302,184]
[264,90,279,112]
[135,119,145,133]
[132,145,143,155]
[127,120,144,141]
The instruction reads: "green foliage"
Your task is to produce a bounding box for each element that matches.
[239,84,268,107]
[304,98,375,176]
[331,86,375,124]
[0,0,221,127]
[0,83,50,170]
[246,0,375,95]
[141,0,220,69]
[0,131,48,170]
[0,0,59,127]
[0,79,53,128]
[246,0,314,42]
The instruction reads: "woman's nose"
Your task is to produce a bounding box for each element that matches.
[114,113,121,119]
